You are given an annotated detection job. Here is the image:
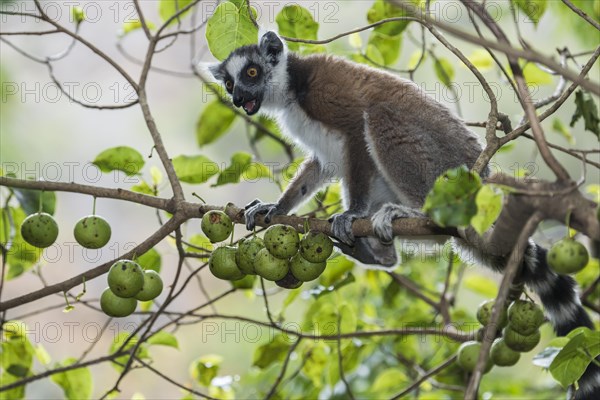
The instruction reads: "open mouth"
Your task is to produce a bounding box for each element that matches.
[242,99,259,115]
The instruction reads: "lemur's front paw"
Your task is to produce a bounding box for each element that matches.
[330,211,363,246]
[244,199,282,230]
[372,203,425,244]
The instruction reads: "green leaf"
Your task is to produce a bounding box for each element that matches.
[522,62,553,85]
[367,31,402,66]
[93,146,144,176]
[463,273,498,297]
[320,255,354,287]
[158,0,194,23]
[302,342,329,387]
[467,49,494,71]
[253,116,283,143]
[367,0,412,36]
[371,368,408,396]
[50,358,93,400]
[186,234,214,253]
[570,90,600,140]
[121,20,156,36]
[109,333,150,372]
[213,152,252,187]
[190,354,223,386]
[550,330,600,387]
[512,0,547,26]
[365,44,385,66]
[134,248,162,273]
[0,372,25,400]
[423,166,482,227]
[172,155,219,184]
[407,49,426,70]
[1,334,34,377]
[205,1,258,61]
[434,58,455,88]
[552,118,575,144]
[147,331,179,349]
[471,184,503,235]
[1,207,42,280]
[252,335,292,369]
[310,273,356,299]
[35,344,51,366]
[12,188,56,215]
[276,5,319,52]
[131,180,155,196]
[533,347,563,369]
[196,100,237,147]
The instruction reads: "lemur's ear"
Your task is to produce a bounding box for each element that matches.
[259,31,285,64]
[206,62,225,81]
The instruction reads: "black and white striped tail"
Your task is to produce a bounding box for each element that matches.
[493,243,600,399]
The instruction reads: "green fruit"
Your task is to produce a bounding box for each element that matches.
[135,270,164,301]
[20,212,59,248]
[232,274,256,289]
[503,327,541,352]
[201,211,233,243]
[290,253,326,282]
[73,215,111,249]
[107,260,144,298]
[236,236,265,274]
[254,248,289,281]
[209,246,245,281]
[507,300,544,335]
[300,231,334,263]
[276,271,303,289]
[491,338,520,366]
[547,238,589,274]
[476,300,508,330]
[264,224,299,259]
[100,287,137,317]
[456,341,493,373]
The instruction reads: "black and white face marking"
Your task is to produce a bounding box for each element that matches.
[208,31,288,116]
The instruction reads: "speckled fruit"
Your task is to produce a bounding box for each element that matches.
[503,327,541,352]
[300,231,334,263]
[491,338,520,366]
[135,270,164,301]
[20,213,59,248]
[290,253,326,282]
[73,215,111,249]
[276,271,303,289]
[209,246,245,281]
[254,248,289,281]
[107,260,144,298]
[201,211,233,243]
[507,300,544,336]
[264,224,299,259]
[547,238,589,275]
[100,287,137,317]
[236,236,265,274]
[476,300,508,330]
[456,341,493,373]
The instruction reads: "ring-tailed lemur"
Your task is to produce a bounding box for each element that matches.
[208,31,599,398]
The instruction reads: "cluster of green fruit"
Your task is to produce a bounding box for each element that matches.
[457,299,544,373]
[100,260,164,318]
[547,237,589,275]
[201,210,333,289]
[20,212,112,249]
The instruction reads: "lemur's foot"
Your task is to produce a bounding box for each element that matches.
[372,203,425,244]
[329,211,366,246]
[244,199,283,230]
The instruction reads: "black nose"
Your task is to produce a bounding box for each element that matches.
[233,94,245,107]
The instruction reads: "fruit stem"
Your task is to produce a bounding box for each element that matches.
[191,193,206,204]
[92,196,97,215]
[38,191,43,214]
[565,209,572,238]
[63,291,72,308]
[303,218,310,234]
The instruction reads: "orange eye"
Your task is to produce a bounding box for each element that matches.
[247,67,258,78]
[225,80,233,90]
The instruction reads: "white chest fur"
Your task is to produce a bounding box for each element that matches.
[272,103,346,176]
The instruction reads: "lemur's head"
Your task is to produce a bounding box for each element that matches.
[209,31,287,115]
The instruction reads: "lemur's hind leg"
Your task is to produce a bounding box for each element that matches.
[363,104,431,243]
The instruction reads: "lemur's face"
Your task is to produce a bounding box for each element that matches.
[209,32,285,116]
